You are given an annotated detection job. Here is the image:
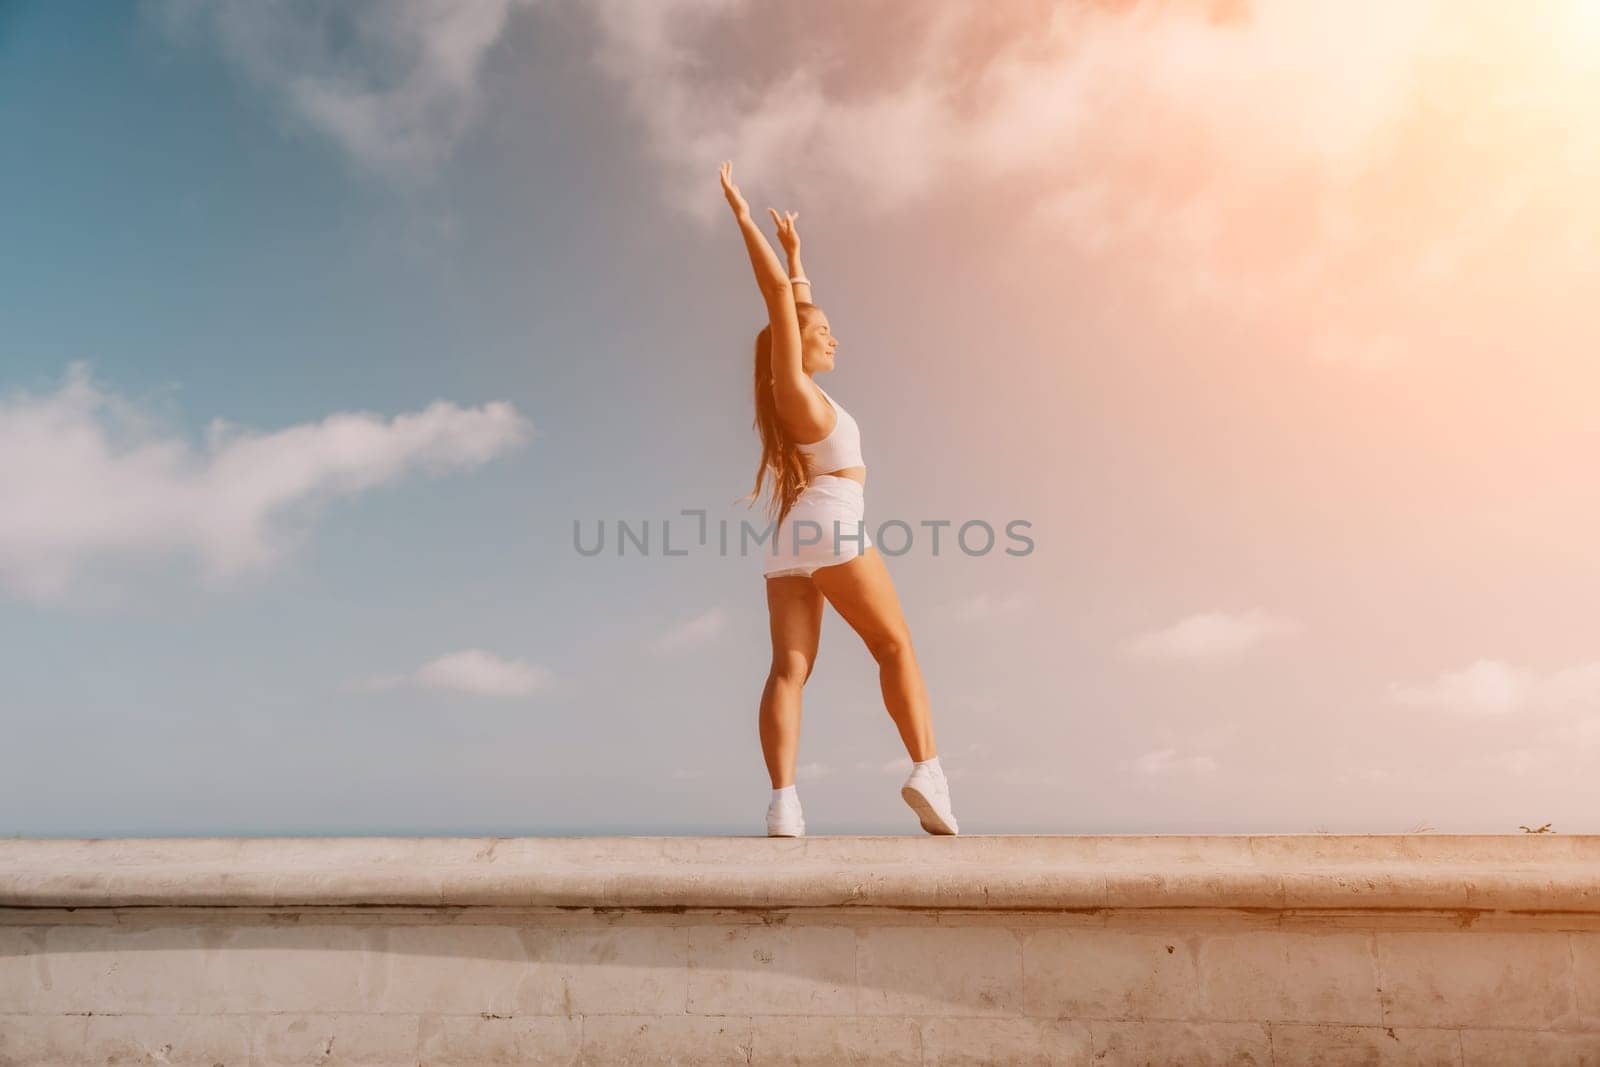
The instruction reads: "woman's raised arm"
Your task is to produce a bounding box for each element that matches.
[720,161,807,402]
[770,208,811,305]
[721,162,788,296]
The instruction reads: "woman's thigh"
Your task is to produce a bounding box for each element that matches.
[808,547,909,659]
[766,574,824,682]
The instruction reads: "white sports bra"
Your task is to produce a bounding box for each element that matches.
[795,383,865,474]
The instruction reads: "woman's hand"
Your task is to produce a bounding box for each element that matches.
[719,160,750,220]
[768,208,801,258]
[722,159,791,296]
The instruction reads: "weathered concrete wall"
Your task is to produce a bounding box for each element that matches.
[3,835,1600,1065]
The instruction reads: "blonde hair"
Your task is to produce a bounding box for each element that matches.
[745,302,821,528]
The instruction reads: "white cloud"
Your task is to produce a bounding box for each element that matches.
[850,755,973,782]
[1332,765,1401,788]
[937,591,1029,624]
[988,767,1068,789]
[159,1,1600,362]
[648,606,727,654]
[588,2,1600,365]
[1386,658,1533,716]
[1387,658,1600,718]
[585,3,1433,227]
[795,761,832,782]
[356,648,552,697]
[854,757,912,777]
[1127,747,1219,779]
[0,362,532,604]
[156,0,536,172]
[1120,609,1298,665]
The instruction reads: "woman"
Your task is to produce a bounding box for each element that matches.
[719,160,959,838]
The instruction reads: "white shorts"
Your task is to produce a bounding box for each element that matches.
[761,475,873,579]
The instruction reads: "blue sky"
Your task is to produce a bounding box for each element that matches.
[5,0,1598,836]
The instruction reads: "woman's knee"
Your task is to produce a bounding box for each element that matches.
[865,628,913,666]
[768,650,815,688]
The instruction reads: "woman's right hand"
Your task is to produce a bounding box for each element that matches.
[769,208,801,258]
[719,160,750,220]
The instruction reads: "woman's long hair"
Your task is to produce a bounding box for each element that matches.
[747,302,820,529]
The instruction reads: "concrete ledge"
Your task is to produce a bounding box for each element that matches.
[4,834,1599,913]
[7,837,1600,1062]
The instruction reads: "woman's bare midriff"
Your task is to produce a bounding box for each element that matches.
[817,466,866,486]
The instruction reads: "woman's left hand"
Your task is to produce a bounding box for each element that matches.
[720,160,751,219]
[769,208,801,258]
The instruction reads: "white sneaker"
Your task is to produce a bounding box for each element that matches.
[901,766,959,835]
[767,796,806,837]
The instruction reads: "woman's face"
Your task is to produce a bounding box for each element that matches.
[801,313,838,374]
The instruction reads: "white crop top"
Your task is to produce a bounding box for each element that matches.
[796,384,865,474]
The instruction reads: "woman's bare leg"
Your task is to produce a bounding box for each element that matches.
[760,575,825,788]
[810,548,937,761]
